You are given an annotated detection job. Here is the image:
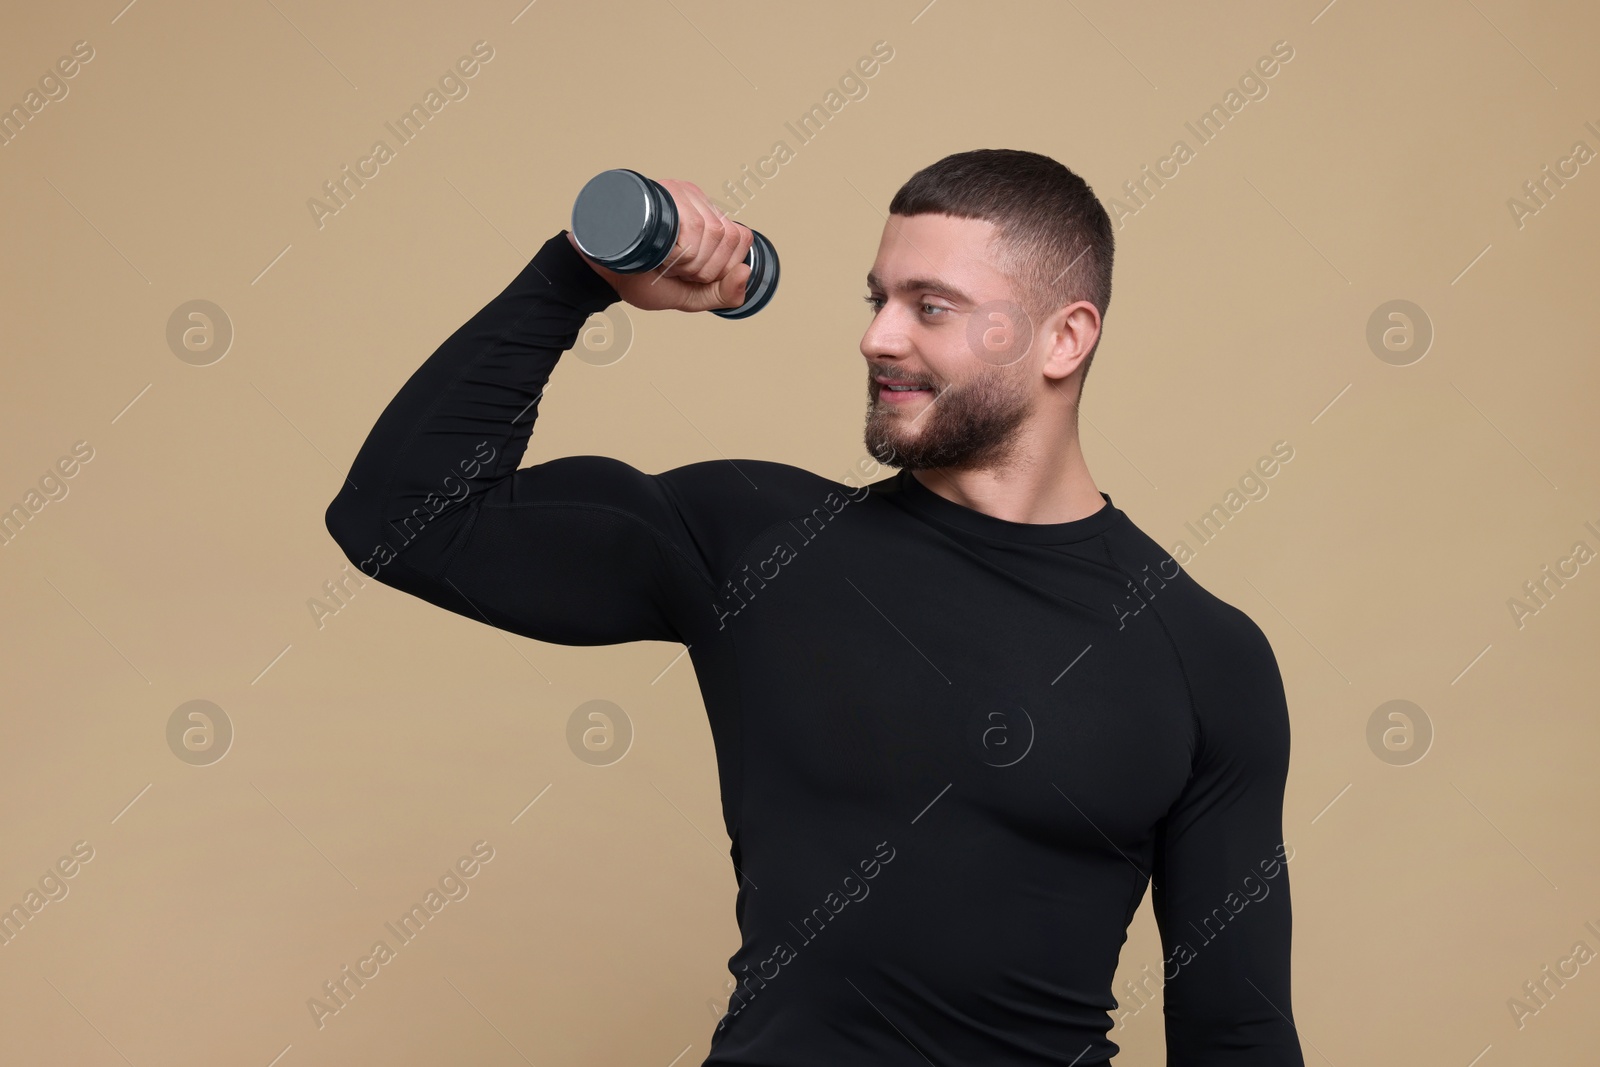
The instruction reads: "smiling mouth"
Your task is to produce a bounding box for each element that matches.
[874,374,935,403]
[878,385,932,403]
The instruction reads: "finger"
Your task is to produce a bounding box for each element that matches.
[710,261,752,311]
[725,223,755,290]
[673,259,738,314]
[662,180,718,281]
[683,183,749,284]
[681,194,730,283]
[699,210,745,284]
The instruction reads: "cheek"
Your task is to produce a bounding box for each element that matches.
[924,338,970,386]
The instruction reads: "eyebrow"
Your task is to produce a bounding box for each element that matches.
[865,271,975,306]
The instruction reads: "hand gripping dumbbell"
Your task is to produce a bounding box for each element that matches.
[570,169,780,319]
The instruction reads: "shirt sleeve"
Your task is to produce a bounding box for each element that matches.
[1150,613,1307,1066]
[323,230,716,646]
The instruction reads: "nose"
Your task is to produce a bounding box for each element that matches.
[860,302,914,364]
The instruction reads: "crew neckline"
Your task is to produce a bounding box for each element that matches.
[891,468,1118,544]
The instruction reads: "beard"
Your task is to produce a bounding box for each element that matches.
[863,363,1032,472]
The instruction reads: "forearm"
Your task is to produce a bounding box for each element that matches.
[1159,862,1303,1064]
[324,231,619,583]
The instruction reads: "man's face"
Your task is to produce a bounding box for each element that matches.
[860,213,1037,472]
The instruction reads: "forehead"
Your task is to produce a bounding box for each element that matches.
[868,213,1013,297]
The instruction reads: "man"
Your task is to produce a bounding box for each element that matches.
[325,148,1306,1065]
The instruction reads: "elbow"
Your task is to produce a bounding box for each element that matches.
[1166,1009,1304,1063]
[324,486,381,576]
[323,485,441,590]
[324,478,476,594]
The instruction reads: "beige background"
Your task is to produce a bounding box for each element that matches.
[2,0,1597,1063]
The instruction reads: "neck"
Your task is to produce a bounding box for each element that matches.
[911,427,1103,525]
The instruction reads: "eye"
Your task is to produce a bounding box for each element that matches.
[920,302,948,318]
[863,295,884,313]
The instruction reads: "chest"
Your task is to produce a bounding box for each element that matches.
[719,521,1198,847]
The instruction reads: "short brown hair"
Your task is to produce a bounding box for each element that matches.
[888,149,1114,393]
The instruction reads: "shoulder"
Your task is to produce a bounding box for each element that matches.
[658,458,862,526]
[656,457,872,578]
[1103,510,1271,652]
[1103,510,1288,745]
[662,457,858,501]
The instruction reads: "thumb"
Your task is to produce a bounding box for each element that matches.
[705,262,751,312]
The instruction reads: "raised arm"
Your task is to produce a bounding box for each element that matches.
[1150,614,1306,1065]
[323,214,746,646]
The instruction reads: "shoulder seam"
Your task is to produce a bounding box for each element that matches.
[1099,531,1205,771]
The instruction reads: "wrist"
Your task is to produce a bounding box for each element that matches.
[542,230,621,313]
[566,231,619,284]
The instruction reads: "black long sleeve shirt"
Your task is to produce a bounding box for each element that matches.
[324,230,1306,1066]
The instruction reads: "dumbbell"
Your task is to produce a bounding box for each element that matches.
[570,168,779,320]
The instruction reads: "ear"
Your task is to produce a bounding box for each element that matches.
[1040,300,1100,383]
